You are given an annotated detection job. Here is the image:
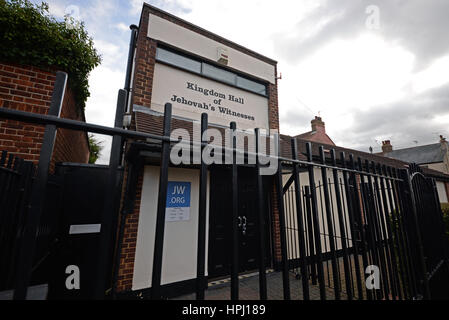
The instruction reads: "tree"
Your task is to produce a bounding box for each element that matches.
[88,134,103,164]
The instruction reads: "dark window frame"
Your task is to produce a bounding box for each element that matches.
[155,45,268,97]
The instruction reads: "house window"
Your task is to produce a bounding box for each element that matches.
[155,46,267,96]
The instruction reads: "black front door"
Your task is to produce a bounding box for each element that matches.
[208,166,271,279]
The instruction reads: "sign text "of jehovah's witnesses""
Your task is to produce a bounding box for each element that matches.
[170,82,256,122]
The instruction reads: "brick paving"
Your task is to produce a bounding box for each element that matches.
[173,270,346,300]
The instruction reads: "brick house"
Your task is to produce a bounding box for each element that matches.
[0,62,90,168]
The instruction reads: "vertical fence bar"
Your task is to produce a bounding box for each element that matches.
[196,113,208,300]
[150,103,172,300]
[340,152,363,299]
[331,150,353,300]
[291,138,309,300]
[255,128,267,300]
[230,121,239,300]
[318,183,331,288]
[305,142,326,300]
[5,160,34,290]
[383,165,406,299]
[13,71,67,300]
[275,135,291,300]
[359,157,385,299]
[395,167,419,298]
[0,157,21,290]
[370,161,395,299]
[366,159,390,299]
[318,146,340,299]
[349,155,372,300]
[391,167,417,298]
[374,163,400,300]
[304,186,317,285]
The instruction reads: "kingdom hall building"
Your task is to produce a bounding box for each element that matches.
[113,3,449,299]
[115,3,281,297]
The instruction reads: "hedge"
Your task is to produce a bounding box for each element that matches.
[0,0,101,110]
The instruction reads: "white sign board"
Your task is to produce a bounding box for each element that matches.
[151,63,269,130]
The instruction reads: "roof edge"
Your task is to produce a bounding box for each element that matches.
[142,2,278,65]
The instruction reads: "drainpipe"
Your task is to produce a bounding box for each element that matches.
[124,24,139,113]
[120,24,139,164]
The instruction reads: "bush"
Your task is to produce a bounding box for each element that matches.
[0,0,101,110]
[88,134,103,164]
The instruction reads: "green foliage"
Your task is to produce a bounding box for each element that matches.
[0,0,101,110]
[88,134,103,164]
[441,203,449,236]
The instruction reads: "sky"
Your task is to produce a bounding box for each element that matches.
[33,0,449,163]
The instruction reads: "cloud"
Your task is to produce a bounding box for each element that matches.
[273,0,449,72]
[337,82,449,152]
[116,22,130,32]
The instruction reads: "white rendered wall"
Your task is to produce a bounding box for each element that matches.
[132,166,210,290]
[147,13,276,84]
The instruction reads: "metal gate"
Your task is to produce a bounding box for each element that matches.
[404,164,449,299]
[282,140,449,300]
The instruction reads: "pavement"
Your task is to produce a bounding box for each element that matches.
[173,269,348,300]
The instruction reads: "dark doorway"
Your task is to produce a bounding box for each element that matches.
[207,166,271,279]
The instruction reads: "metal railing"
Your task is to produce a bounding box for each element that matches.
[1,71,448,300]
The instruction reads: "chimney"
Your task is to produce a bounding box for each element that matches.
[440,135,448,150]
[311,116,325,133]
[382,140,393,153]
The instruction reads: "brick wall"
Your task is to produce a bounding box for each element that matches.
[116,4,281,291]
[0,62,89,168]
[116,170,143,292]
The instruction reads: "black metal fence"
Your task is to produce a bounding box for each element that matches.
[0,151,35,292]
[282,145,421,300]
[1,71,449,300]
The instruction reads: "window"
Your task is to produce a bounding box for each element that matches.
[202,63,236,85]
[156,47,201,74]
[155,47,267,96]
[236,76,267,96]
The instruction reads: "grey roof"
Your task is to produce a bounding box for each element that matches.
[383,143,445,164]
